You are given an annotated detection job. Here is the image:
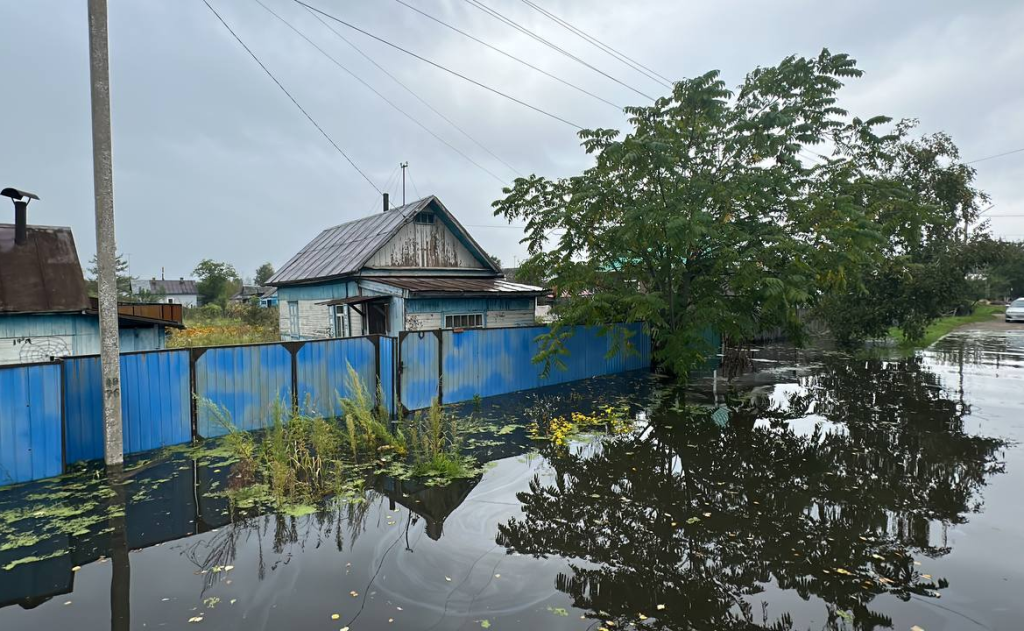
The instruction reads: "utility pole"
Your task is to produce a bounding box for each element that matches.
[400,161,408,205]
[88,0,123,467]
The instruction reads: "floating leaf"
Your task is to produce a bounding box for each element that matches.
[481,621,491,628]
[331,614,340,620]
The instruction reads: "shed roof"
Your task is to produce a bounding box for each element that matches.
[0,223,90,314]
[373,276,545,297]
[268,196,500,286]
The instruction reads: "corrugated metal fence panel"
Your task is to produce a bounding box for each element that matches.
[0,363,63,485]
[379,336,397,417]
[400,332,440,411]
[442,326,541,403]
[295,337,376,418]
[64,352,192,463]
[63,356,103,463]
[195,344,292,438]
[440,324,652,407]
[120,351,191,454]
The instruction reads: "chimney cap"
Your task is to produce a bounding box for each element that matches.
[1,187,39,202]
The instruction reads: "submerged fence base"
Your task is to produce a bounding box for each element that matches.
[0,324,650,486]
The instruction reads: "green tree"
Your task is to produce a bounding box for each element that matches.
[814,125,993,344]
[254,262,275,286]
[494,50,886,374]
[193,259,239,308]
[86,252,133,299]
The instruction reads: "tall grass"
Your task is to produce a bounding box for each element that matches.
[208,366,475,510]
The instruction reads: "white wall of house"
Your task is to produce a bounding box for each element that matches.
[161,294,198,307]
[405,307,536,331]
[366,220,486,269]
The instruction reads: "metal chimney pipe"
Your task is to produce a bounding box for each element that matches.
[13,200,28,246]
[383,192,390,213]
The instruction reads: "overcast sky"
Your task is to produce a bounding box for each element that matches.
[2,0,1022,282]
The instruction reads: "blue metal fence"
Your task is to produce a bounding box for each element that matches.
[0,362,63,485]
[440,323,650,407]
[400,331,441,411]
[64,351,192,463]
[379,336,397,418]
[194,344,293,438]
[295,337,377,418]
[1,324,653,486]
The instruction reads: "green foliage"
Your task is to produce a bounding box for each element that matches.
[494,49,996,369]
[193,259,240,308]
[406,398,475,480]
[254,262,275,286]
[814,126,995,345]
[888,304,1004,350]
[85,252,133,299]
[337,365,405,459]
[494,50,889,375]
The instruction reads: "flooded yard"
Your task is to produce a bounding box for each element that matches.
[1,328,1022,630]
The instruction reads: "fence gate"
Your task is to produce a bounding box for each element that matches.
[398,330,441,413]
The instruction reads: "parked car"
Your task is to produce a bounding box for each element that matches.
[1006,298,1024,323]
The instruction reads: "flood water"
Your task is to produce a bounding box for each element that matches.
[1,328,1022,630]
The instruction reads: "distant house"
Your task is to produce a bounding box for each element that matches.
[230,284,269,306]
[259,287,279,308]
[130,277,199,307]
[1,216,183,365]
[268,195,545,340]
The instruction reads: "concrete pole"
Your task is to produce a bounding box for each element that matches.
[88,0,123,467]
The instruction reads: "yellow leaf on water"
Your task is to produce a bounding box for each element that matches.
[921,574,932,579]
[350,591,359,597]
[911,626,924,631]
[445,576,452,582]
[638,613,648,620]
[331,614,340,620]
[656,604,666,610]
[71,566,81,572]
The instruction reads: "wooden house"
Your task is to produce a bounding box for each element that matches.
[268,196,545,340]
[0,209,183,364]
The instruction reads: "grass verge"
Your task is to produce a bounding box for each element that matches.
[888,304,1005,349]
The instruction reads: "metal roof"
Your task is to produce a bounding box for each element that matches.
[139,279,198,295]
[373,276,546,297]
[0,223,91,314]
[268,196,501,286]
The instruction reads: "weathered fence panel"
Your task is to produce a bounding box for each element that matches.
[441,324,650,407]
[0,362,63,485]
[295,337,377,418]
[399,331,441,412]
[379,336,397,417]
[63,351,191,463]
[194,344,292,438]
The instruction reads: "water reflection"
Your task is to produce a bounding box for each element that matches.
[497,357,1006,630]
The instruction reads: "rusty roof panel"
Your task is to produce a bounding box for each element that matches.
[0,224,90,314]
[373,276,546,296]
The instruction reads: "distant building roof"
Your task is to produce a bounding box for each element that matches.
[133,278,198,295]
[231,285,268,300]
[260,287,277,299]
[373,276,545,297]
[268,196,500,286]
[0,223,90,314]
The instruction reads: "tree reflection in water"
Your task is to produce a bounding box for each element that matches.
[496,356,1006,630]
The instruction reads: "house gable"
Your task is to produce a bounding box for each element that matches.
[365,214,486,270]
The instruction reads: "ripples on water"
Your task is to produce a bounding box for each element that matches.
[1,330,1022,630]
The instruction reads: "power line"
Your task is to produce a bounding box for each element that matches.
[201,0,381,193]
[462,0,655,101]
[391,0,621,110]
[517,0,672,88]
[256,0,507,185]
[302,4,523,177]
[966,147,1024,165]
[295,0,584,129]
[406,164,422,200]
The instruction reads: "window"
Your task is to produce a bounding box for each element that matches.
[333,305,350,338]
[414,211,435,224]
[288,301,299,336]
[444,313,483,329]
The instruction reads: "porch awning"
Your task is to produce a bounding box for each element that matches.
[315,295,390,307]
